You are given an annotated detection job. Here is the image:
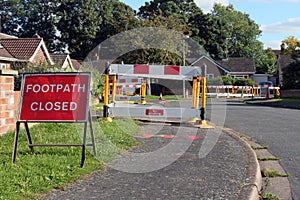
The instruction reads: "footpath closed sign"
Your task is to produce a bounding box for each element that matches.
[19,73,90,122]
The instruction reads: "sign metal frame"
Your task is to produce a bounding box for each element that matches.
[12,72,96,167]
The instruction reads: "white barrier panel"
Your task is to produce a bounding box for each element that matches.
[111,95,141,101]
[109,64,201,80]
[109,105,199,120]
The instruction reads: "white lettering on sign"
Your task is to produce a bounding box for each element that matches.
[26,84,86,93]
[30,102,78,111]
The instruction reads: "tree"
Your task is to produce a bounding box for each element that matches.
[281,36,300,55]
[206,4,263,60]
[282,55,300,89]
[138,0,201,24]
[255,48,277,74]
[56,0,102,60]
[94,0,138,44]
[1,0,61,52]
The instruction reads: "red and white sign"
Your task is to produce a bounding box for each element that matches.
[18,73,90,122]
[145,109,164,116]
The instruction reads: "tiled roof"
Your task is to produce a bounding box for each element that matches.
[0,38,42,60]
[50,53,69,66]
[71,59,82,70]
[0,45,14,58]
[277,54,293,70]
[216,57,255,72]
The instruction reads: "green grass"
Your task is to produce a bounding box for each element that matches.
[261,97,300,103]
[0,118,141,200]
[251,145,269,150]
[261,193,280,200]
[261,169,290,178]
[257,157,280,161]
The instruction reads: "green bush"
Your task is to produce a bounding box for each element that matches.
[233,78,256,86]
[221,76,234,85]
[207,76,234,86]
[207,77,223,85]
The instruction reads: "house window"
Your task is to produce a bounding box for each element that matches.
[232,75,249,79]
[206,74,214,79]
[0,64,7,69]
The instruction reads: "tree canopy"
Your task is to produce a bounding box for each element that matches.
[0,0,275,72]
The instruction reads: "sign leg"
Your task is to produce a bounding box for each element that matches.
[12,122,21,163]
[24,122,34,151]
[89,110,96,156]
[80,122,88,168]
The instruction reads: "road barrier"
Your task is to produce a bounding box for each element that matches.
[110,105,199,121]
[206,85,280,98]
[102,63,210,125]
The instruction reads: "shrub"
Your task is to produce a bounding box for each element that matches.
[221,76,234,85]
[233,78,256,86]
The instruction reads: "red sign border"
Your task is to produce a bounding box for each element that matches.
[18,72,91,122]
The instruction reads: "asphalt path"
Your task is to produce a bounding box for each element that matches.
[216,99,300,199]
[44,121,248,199]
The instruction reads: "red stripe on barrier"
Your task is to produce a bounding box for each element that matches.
[145,109,164,116]
[132,78,139,82]
[119,79,126,83]
[164,66,180,75]
[134,64,149,74]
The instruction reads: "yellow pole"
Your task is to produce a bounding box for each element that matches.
[141,79,146,104]
[111,75,117,103]
[195,76,200,109]
[194,64,212,128]
[201,76,207,110]
[192,76,197,108]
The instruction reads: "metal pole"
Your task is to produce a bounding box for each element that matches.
[103,63,112,122]
[200,75,206,121]
[195,64,212,128]
[111,74,117,103]
[182,35,189,98]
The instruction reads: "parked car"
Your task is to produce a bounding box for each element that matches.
[259,81,273,87]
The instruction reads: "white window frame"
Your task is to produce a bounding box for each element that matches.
[0,64,7,69]
[206,74,214,80]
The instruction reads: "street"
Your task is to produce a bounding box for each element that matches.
[219,99,300,199]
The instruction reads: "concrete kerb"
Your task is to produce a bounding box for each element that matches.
[222,127,262,200]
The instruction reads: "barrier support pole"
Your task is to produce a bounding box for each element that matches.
[140,79,147,105]
[191,76,197,108]
[195,64,213,128]
[103,64,112,122]
[188,76,200,123]
[111,74,117,103]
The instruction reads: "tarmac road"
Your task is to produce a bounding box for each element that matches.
[220,99,300,199]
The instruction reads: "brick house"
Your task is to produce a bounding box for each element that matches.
[272,50,294,87]
[0,34,54,70]
[50,53,78,71]
[190,55,255,79]
[0,33,54,135]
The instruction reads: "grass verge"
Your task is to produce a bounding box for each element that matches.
[0,118,140,200]
[261,168,290,178]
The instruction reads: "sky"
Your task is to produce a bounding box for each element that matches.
[120,0,300,50]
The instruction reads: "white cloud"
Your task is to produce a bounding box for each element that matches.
[261,17,300,34]
[195,0,229,13]
[263,40,282,49]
